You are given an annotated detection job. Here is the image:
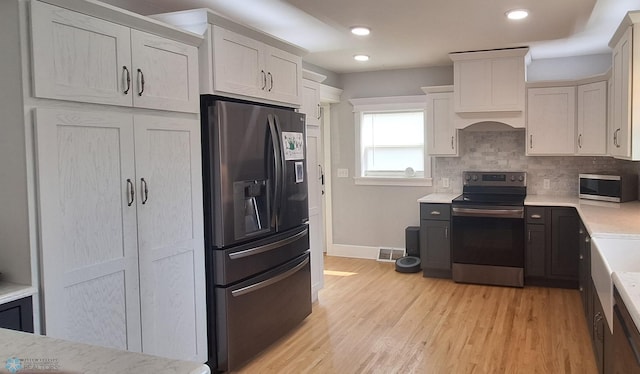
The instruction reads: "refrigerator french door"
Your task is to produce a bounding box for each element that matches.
[200,96,311,371]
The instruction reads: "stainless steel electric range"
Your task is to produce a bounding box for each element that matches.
[451,171,527,287]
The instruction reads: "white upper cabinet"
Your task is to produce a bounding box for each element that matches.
[265,46,303,105]
[31,1,133,107]
[301,79,321,127]
[130,30,199,113]
[526,86,576,155]
[211,25,302,105]
[576,81,607,156]
[31,1,200,113]
[450,48,529,113]
[212,26,264,98]
[151,9,305,107]
[610,24,636,159]
[423,86,457,156]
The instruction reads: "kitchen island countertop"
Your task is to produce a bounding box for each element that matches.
[0,328,210,374]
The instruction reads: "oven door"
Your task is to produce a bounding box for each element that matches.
[451,205,525,268]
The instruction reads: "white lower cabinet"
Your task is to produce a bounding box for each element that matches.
[35,108,207,362]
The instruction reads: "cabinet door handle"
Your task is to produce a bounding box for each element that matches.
[141,178,149,205]
[528,230,531,243]
[137,68,145,96]
[451,136,454,149]
[445,227,448,239]
[529,134,533,149]
[578,134,582,149]
[585,237,590,243]
[126,179,135,207]
[317,104,322,120]
[267,72,273,92]
[530,214,542,219]
[430,211,441,216]
[123,66,131,95]
[579,254,584,260]
[261,70,267,90]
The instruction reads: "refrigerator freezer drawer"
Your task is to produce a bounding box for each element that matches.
[213,225,309,285]
[215,252,311,371]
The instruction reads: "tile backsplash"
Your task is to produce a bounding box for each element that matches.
[434,129,639,196]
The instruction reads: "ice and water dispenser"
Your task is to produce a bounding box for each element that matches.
[233,180,270,240]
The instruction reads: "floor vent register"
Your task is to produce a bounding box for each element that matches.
[377,248,405,262]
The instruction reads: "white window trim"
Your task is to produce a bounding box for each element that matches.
[350,95,432,187]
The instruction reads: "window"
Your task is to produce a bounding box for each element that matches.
[350,96,432,186]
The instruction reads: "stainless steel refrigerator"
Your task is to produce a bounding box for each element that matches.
[200,96,311,372]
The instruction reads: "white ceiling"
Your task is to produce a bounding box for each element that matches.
[105,0,640,73]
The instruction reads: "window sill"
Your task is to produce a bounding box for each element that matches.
[354,177,433,187]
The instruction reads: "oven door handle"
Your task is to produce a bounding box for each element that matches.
[452,207,524,219]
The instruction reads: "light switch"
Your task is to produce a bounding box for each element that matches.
[442,178,450,188]
[337,168,349,178]
[543,179,550,189]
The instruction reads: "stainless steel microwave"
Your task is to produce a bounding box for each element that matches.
[579,173,638,202]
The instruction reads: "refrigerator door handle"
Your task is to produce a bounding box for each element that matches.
[231,255,309,297]
[228,227,308,260]
[272,114,286,227]
[267,114,282,229]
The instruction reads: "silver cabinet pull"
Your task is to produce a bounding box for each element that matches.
[267,72,273,92]
[578,134,582,148]
[530,214,542,219]
[528,230,531,243]
[317,104,322,120]
[430,211,441,215]
[261,70,267,90]
[529,134,533,149]
[444,227,448,239]
[137,68,145,96]
[123,66,131,94]
[141,178,149,205]
[451,136,454,149]
[126,179,134,207]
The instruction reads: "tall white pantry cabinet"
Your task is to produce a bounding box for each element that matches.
[0,0,207,363]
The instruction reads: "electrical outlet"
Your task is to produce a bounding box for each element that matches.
[543,179,550,189]
[337,168,349,178]
[442,178,450,188]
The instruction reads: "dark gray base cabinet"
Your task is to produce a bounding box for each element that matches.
[524,206,579,288]
[419,203,451,278]
[0,296,34,333]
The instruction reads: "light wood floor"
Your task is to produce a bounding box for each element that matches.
[233,256,597,374]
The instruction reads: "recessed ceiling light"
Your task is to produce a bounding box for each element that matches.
[506,9,529,20]
[351,26,371,36]
[354,54,370,62]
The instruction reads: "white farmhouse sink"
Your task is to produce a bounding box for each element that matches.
[591,237,640,332]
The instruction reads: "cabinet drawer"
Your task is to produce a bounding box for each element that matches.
[420,204,451,220]
[526,207,546,224]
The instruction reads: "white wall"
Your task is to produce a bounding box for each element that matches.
[329,66,452,257]
[527,53,611,81]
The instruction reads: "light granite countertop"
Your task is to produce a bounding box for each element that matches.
[613,272,640,332]
[0,281,36,305]
[417,193,459,204]
[0,328,210,374]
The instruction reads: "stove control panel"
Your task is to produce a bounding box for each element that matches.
[463,171,527,187]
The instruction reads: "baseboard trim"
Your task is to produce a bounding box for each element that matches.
[327,244,380,260]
